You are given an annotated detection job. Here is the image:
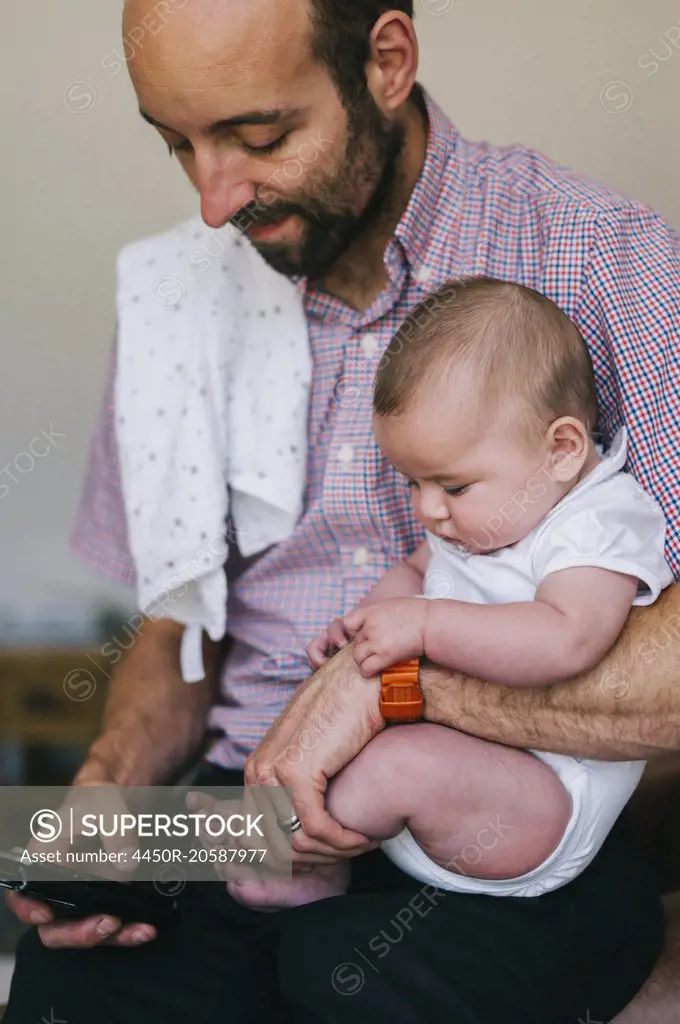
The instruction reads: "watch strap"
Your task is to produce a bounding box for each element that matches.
[379,658,423,723]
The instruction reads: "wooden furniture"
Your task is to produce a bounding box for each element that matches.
[0,647,110,782]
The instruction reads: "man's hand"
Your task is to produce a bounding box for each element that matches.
[245,643,384,862]
[4,777,157,949]
[343,598,427,677]
[5,888,156,949]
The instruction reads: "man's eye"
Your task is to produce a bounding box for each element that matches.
[167,139,193,156]
[445,485,470,497]
[242,133,289,156]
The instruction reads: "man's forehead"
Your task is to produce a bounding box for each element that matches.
[123,0,320,128]
[123,0,306,34]
[123,0,312,83]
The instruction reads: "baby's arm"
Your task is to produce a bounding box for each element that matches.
[423,566,639,687]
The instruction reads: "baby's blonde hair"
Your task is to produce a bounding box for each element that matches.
[374,278,598,446]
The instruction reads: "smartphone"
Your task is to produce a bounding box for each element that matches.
[0,848,181,928]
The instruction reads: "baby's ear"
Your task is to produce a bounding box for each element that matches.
[546,417,590,483]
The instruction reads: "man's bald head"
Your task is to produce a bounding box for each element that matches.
[123,0,415,106]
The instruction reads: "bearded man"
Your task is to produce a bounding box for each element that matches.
[6,2,680,1021]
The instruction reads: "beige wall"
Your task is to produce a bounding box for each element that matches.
[2,0,679,627]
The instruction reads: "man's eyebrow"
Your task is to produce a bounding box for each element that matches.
[139,107,301,134]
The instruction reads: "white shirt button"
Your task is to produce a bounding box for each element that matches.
[338,444,355,467]
[361,333,379,358]
[415,265,434,284]
[353,547,370,567]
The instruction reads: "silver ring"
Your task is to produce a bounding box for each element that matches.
[277,813,302,834]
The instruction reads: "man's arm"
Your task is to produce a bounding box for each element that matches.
[75,616,218,786]
[574,205,680,581]
[245,588,680,857]
[422,583,680,760]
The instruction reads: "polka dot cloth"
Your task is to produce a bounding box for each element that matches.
[115,216,311,680]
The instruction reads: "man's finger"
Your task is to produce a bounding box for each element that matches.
[361,654,383,678]
[291,832,378,861]
[289,849,364,864]
[38,915,123,949]
[6,891,155,948]
[291,821,374,856]
[352,636,375,663]
[291,789,371,851]
[106,923,157,947]
[246,752,287,788]
[5,890,54,925]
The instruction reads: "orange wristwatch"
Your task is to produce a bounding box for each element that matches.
[379,658,423,724]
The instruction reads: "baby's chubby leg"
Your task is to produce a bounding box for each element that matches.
[229,723,571,909]
[327,723,572,880]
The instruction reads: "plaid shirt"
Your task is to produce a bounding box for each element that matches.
[73,88,680,767]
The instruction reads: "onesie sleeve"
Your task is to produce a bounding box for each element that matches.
[531,476,674,606]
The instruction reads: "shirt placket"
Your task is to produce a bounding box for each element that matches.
[322,323,389,612]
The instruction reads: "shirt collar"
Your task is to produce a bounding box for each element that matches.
[393,87,462,281]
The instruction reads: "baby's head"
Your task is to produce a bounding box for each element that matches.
[373,278,599,553]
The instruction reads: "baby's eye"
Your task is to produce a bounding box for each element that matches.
[405,479,419,490]
[445,484,470,497]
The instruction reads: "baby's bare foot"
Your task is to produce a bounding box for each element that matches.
[227,863,350,911]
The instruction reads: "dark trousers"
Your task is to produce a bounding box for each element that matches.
[6,763,664,1024]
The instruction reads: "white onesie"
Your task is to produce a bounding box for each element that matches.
[381,428,673,897]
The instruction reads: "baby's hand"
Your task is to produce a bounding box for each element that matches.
[306,617,352,670]
[342,598,427,678]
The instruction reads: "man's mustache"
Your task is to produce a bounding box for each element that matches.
[230,201,310,232]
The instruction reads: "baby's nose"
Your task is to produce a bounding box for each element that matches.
[419,487,450,521]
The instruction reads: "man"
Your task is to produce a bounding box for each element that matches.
[6,0,680,1021]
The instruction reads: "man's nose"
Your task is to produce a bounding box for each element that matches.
[195,152,257,229]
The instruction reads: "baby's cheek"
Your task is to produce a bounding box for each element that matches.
[458,496,493,535]
[457,492,509,549]
[478,491,529,547]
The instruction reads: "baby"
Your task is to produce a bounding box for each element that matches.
[229,277,672,910]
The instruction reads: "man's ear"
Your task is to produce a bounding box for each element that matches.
[545,417,591,483]
[365,10,419,113]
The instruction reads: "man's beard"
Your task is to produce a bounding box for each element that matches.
[230,92,406,280]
